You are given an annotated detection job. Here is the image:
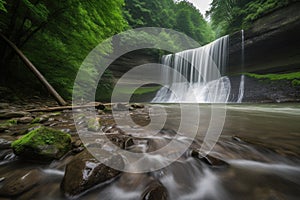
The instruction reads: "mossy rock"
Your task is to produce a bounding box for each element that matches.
[11,127,71,161]
[87,118,100,132]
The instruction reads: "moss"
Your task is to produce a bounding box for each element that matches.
[245,72,300,81]
[292,79,300,86]
[31,118,41,124]
[49,112,61,116]
[245,72,300,87]
[0,119,18,129]
[7,119,18,124]
[103,106,112,112]
[11,127,72,160]
[87,118,100,132]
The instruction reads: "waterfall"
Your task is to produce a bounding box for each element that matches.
[237,75,245,103]
[152,36,232,103]
[237,30,245,103]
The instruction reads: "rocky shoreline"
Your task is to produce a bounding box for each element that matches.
[0,99,299,199]
[0,100,230,199]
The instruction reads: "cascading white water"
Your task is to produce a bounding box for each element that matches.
[152,36,232,103]
[237,30,245,103]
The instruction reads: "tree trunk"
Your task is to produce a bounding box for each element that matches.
[0,33,67,106]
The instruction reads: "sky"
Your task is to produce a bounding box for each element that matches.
[185,0,213,16]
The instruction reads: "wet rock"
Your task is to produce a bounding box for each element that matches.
[232,136,243,142]
[141,180,168,200]
[0,149,13,161]
[18,116,34,124]
[131,103,144,109]
[31,117,48,124]
[0,169,42,197]
[0,119,18,133]
[113,103,128,111]
[11,127,72,161]
[87,134,134,150]
[72,139,83,148]
[84,102,105,110]
[0,111,29,119]
[0,126,9,133]
[0,103,9,109]
[191,150,228,167]
[26,123,43,133]
[98,110,105,115]
[0,138,12,149]
[87,118,100,132]
[61,150,124,197]
[104,124,126,135]
[159,129,177,136]
[117,173,151,191]
[107,134,134,149]
[17,182,60,200]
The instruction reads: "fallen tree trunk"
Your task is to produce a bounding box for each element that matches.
[26,102,105,112]
[0,33,67,106]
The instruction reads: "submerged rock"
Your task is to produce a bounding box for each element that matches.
[61,150,124,197]
[141,180,168,200]
[11,127,71,161]
[191,150,228,167]
[0,169,42,197]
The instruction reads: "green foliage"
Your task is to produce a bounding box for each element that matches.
[0,0,215,102]
[7,118,18,124]
[0,0,6,12]
[245,72,300,80]
[245,72,300,87]
[0,118,17,129]
[124,0,215,45]
[0,0,128,100]
[208,0,295,36]
[292,80,300,86]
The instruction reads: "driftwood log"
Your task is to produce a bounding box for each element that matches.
[0,33,67,106]
[26,102,105,112]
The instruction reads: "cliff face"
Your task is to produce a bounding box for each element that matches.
[110,3,300,78]
[228,3,300,74]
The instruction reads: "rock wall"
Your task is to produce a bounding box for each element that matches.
[228,2,300,74]
[229,75,300,103]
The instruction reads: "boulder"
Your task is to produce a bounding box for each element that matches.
[61,150,124,197]
[18,117,34,124]
[113,103,128,111]
[0,169,42,197]
[87,118,100,132]
[141,180,168,200]
[11,127,71,161]
[191,150,228,167]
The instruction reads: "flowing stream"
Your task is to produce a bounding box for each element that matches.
[0,103,299,199]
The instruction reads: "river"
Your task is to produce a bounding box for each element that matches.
[0,103,299,199]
